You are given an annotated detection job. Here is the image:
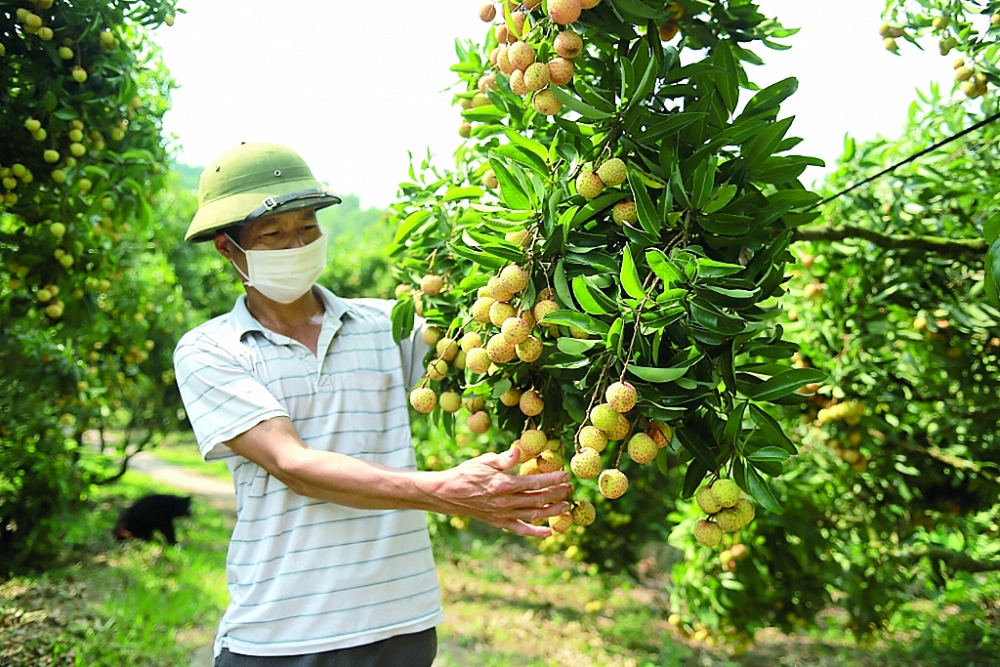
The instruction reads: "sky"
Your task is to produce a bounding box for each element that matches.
[154,0,957,209]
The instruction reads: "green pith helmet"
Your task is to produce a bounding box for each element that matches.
[185,142,342,242]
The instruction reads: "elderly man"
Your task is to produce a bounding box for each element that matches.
[173,142,571,667]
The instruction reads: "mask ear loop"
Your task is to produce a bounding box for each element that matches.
[225,233,253,287]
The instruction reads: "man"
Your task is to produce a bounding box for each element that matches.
[173,142,572,667]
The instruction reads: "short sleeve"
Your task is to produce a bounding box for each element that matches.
[173,332,288,461]
[349,298,431,390]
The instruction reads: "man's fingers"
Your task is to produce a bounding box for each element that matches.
[500,484,573,509]
[482,446,520,472]
[503,520,553,539]
[509,470,571,492]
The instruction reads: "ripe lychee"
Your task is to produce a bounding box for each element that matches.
[486,334,516,364]
[695,485,722,514]
[462,395,486,412]
[471,92,491,108]
[520,458,540,475]
[489,301,516,328]
[578,426,607,453]
[580,0,601,7]
[549,512,574,533]
[515,336,542,363]
[712,479,740,508]
[467,410,491,434]
[612,200,638,225]
[554,30,583,58]
[537,449,564,473]
[472,296,495,323]
[478,74,498,93]
[505,229,530,246]
[482,169,499,189]
[460,332,483,352]
[693,519,723,547]
[409,387,437,414]
[500,386,522,407]
[501,316,530,345]
[486,276,514,302]
[548,0,582,25]
[507,41,536,71]
[466,347,492,374]
[533,299,559,323]
[605,413,631,441]
[523,62,550,91]
[597,158,627,186]
[520,429,548,457]
[627,433,658,464]
[497,46,515,75]
[714,506,742,532]
[605,381,637,413]
[519,389,545,416]
[439,391,462,413]
[576,171,604,199]
[598,469,628,499]
[734,498,755,526]
[499,264,530,292]
[479,3,496,21]
[454,350,467,371]
[426,359,448,381]
[421,274,444,296]
[589,403,619,432]
[570,447,602,479]
[548,58,574,86]
[395,283,414,298]
[510,69,530,96]
[422,326,442,346]
[436,338,458,361]
[572,500,596,526]
[532,89,562,116]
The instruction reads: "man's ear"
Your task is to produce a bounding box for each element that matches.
[214,232,237,260]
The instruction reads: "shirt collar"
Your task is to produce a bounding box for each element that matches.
[229,285,351,340]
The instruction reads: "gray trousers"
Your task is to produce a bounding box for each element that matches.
[214,628,437,667]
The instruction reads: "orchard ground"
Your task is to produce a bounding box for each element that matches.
[0,436,995,667]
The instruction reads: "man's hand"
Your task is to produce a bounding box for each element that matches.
[432,445,573,538]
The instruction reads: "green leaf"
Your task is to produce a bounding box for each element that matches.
[549,85,615,120]
[442,186,485,202]
[737,77,799,122]
[492,144,549,179]
[691,156,717,210]
[572,192,629,225]
[702,184,737,214]
[501,127,548,161]
[723,400,748,447]
[676,427,718,473]
[626,365,688,383]
[635,111,709,144]
[557,337,601,355]
[541,310,610,335]
[391,297,415,344]
[607,317,624,354]
[393,210,432,245]
[746,466,783,514]
[489,159,533,211]
[682,458,709,499]
[620,245,646,300]
[646,249,684,287]
[573,275,611,315]
[696,258,743,278]
[628,169,660,236]
[741,368,826,402]
[461,106,507,120]
[554,260,576,311]
[749,405,796,454]
[745,446,790,463]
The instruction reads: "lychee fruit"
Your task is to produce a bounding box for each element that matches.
[523,62,550,91]
[422,326,442,346]
[499,264,529,292]
[500,386,522,407]
[436,338,459,361]
[510,69,530,96]
[395,283,414,298]
[520,458,541,475]
[479,3,496,22]
[505,229,530,246]
[462,395,486,413]
[554,30,583,58]
[519,389,545,416]
[486,276,514,302]
[605,381,637,413]
[461,331,483,352]
[589,403,619,432]
[532,89,562,116]
[626,433,658,464]
[576,171,604,199]
[472,296,495,323]
[486,334,516,364]
[578,425,608,453]
[426,359,448,381]
[712,479,740,508]
[734,498,755,527]
[714,506,743,532]
[482,169,499,189]
[515,336,542,363]
[647,420,673,448]
[572,500,596,526]
[520,429,548,457]
[409,387,437,414]
[501,316,530,345]
[598,469,628,499]
[549,512,574,533]
[605,413,631,441]
[478,74,498,93]
[497,46,515,75]
[695,485,722,514]
[489,301,516,328]
[421,274,444,296]
[693,519,723,547]
[467,410,492,434]
[548,58,574,86]
[597,158,627,186]
[507,41,536,71]
[465,347,492,374]
[439,391,462,413]
[612,200,638,225]
[581,0,601,7]
[548,0,582,25]
[537,449,564,473]
[570,447,602,479]
[533,299,559,323]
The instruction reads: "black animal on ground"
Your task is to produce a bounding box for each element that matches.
[113,494,192,545]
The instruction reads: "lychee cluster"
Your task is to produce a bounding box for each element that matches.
[692,479,756,547]
[575,157,629,201]
[816,400,865,426]
[953,58,990,98]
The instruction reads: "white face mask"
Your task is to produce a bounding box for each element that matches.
[227,232,328,304]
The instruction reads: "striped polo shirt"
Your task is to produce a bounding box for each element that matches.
[172,286,443,658]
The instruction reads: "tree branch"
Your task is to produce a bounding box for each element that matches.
[909,546,1000,574]
[792,225,987,259]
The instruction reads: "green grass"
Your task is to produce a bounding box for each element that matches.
[149,435,232,481]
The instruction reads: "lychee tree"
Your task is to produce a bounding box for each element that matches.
[388,0,824,633]
[0,0,185,573]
